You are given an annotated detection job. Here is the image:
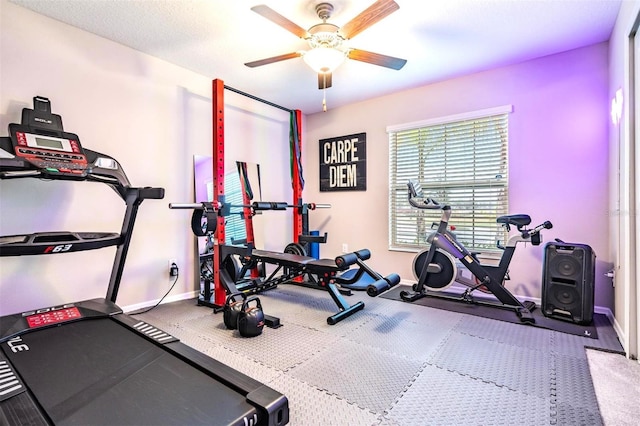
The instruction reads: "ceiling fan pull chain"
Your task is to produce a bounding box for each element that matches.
[323,74,328,112]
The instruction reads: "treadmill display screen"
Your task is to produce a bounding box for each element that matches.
[26,307,82,328]
[35,137,64,150]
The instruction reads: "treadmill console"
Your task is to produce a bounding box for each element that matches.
[23,305,82,329]
[1,95,133,188]
[8,96,88,176]
[11,129,87,174]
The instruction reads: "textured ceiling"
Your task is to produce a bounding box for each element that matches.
[9,0,622,114]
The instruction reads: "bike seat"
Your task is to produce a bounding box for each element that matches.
[496,214,531,227]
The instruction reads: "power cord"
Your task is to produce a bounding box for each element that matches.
[131,263,179,315]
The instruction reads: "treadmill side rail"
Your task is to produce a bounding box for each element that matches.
[113,313,289,426]
[0,346,48,425]
[247,386,290,426]
[166,335,289,426]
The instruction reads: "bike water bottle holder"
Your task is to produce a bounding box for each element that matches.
[530,231,541,245]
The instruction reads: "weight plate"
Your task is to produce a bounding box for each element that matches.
[284,242,307,257]
[223,255,242,283]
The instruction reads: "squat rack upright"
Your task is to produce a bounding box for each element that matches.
[209,79,304,308]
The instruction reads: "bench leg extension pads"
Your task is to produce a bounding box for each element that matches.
[325,283,365,325]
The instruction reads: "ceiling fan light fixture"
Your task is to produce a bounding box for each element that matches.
[303,47,346,73]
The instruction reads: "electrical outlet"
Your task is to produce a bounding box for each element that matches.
[342,243,348,253]
[168,259,178,277]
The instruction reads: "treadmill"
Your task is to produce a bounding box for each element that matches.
[0,96,289,426]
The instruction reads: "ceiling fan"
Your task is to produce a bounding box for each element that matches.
[245,0,407,91]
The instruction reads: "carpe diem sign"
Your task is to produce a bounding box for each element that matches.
[319,132,366,192]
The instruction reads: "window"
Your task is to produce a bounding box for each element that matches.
[206,173,247,245]
[388,106,511,254]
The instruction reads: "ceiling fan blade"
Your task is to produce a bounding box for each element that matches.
[244,52,302,68]
[348,49,407,70]
[339,0,399,40]
[251,5,309,39]
[318,72,333,90]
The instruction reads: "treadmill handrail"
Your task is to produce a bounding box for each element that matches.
[0,135,165,302]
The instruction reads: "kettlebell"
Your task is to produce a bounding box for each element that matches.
[237,296,265,338]
[223,292,246,330]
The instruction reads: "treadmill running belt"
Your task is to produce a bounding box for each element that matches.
[2,318,256,425]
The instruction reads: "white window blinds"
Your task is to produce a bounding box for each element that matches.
[388,107,511,253]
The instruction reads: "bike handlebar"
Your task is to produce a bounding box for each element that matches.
[522,220,553,243]
[408,196,446,210]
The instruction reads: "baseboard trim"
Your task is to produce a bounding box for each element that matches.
[122,291,199,313]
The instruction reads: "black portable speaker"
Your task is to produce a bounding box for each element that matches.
[542,242,596,325]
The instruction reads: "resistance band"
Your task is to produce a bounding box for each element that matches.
[289,111,304,190]
[236,162,254,201]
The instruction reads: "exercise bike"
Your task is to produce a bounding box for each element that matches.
[400,180,552,323]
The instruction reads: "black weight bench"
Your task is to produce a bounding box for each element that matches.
[334,249,401,297]
[248,250,365,325]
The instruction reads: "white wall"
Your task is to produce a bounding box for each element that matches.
[304,42,612,310]
[608,0,640,357]
[0,0,620,320]
[0,1,291,315]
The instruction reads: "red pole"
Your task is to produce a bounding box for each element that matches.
[212,79,226,307]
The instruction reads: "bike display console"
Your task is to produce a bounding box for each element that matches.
[0,96,289,425]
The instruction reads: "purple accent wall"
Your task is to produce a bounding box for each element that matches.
[305,42,612,310]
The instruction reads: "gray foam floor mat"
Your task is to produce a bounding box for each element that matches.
[134,284,623,425]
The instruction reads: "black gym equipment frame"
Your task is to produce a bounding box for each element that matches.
[171,202,401,325]
[400,180,552,324]
[0,96,288,426]
[223,246,366,325]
